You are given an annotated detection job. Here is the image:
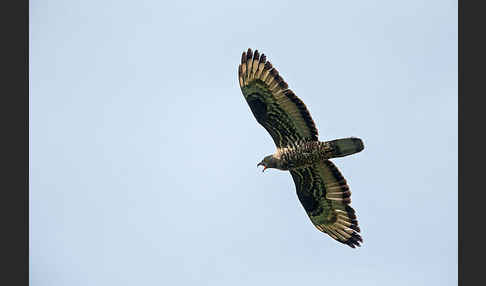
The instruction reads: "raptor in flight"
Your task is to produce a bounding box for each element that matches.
[238,49,365,248]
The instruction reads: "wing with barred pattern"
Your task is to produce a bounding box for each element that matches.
[238,48,318,148]
[290,160,362,248]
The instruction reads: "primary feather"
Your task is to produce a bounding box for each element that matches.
[238,48,365,248]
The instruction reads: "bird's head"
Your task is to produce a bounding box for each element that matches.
[257,155,278,172]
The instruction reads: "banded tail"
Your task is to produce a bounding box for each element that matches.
[326,137,364,158]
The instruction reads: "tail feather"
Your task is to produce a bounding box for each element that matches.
[327,137,364,158]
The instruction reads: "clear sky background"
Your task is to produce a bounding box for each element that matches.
[30,0,457,285]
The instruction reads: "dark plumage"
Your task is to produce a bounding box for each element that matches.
[238,49,365,248]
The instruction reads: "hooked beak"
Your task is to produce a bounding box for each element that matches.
[257,162,268,172]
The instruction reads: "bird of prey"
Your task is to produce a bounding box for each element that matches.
[238,48,365,248]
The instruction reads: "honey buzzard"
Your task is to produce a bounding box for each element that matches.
[238,49,365,248]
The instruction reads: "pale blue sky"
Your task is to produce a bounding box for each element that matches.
[30,0,457,285]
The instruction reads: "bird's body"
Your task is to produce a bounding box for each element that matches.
[269,138,364,170]
[238,48,365,248]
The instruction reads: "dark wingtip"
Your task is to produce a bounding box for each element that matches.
[260,54,266,64]
[342,190,351,199]
[253,50,260,62]
[264,61,272,70]
[345,233,363,248]
[246,48,253,60]
[278,79,288,89]
[345,205,356,215]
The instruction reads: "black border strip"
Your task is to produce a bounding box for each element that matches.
[1,0,29,285]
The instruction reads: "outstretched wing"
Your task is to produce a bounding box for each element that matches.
[290,160,362,248]
[238,48,318,148]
